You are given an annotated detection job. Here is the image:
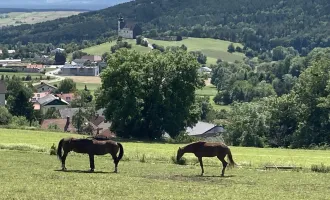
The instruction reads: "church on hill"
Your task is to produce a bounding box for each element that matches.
[117,17,142,39]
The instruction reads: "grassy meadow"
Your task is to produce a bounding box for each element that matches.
[1,129,330,199]
[0,11,82,27]
[79,37,245,65]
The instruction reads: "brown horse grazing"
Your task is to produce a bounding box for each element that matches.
[57,137,124,173]
[176,141,236,176]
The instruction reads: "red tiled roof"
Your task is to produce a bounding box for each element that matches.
[89,115,106,127]
[55,93,75,102]
[41,118,75,132]
[27,64,44,69]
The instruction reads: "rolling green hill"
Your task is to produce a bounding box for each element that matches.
[1,0,330,56]
[80,37,245,64]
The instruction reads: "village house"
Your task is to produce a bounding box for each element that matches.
[34,82,57,93]
[60,64,99,76]
[31,92,49,103]
[51,48,65,54]
[8,50,15,54]
[118,17,142,39]
[34,94,69,114]
[185,121,225,138]
[0,81,7,106]
[55,93,75,103]
[0,49,2,55]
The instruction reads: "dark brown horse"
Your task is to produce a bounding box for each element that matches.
[177,141,236,176]
[57,137,124,173]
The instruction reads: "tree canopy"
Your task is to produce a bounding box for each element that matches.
[96,49,204,139]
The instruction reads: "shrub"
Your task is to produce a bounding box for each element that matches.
[0,106,12,125]
[140,154,147,163]
[171,155,187,165]
[49,143,57,155]
[311,163,330,173]
[48,123,60,130]
[10,116,29,126]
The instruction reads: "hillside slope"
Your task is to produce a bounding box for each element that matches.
[0,0,330,54]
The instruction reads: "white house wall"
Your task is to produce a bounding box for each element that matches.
[118,29,134,39]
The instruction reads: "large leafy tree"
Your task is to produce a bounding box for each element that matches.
[6,79,34,124]
[96,49,204,139]
[57,78,76,93]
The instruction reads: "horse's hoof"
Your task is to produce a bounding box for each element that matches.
[62,168,67,171]
[90,169,94,172]
[113,170,118,173]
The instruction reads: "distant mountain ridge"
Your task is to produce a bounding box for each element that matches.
[0,0,130,10]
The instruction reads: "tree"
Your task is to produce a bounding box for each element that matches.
[54,52,66,65]
[44,107,61,119]
[72,51,87,60]
[7,87,34,125]
[96,49,205,139]
[227,43,235,53]
[57,78,76,93]
[189,51,207,64]
[70,90,93,108]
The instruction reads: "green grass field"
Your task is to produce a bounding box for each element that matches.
[79,37,245,65]
[0,11,82,27]
[1,129,330,199]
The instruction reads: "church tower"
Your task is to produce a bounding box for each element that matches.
[118,16,124,32]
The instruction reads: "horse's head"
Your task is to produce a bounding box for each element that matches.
[176,147,184,162]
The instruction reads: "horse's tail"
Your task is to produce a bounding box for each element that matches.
[117,142,124,161]
[227,148,236,168]
[57,138,64,160]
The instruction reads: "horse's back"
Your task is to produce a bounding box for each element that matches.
[191,141,229,157]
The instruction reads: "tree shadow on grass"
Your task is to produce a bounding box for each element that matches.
[54,169,115,174]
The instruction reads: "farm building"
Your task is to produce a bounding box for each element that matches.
[34,82,58,93]
[0,59,22,65]
[0,81,7,106]
[118,17,142,39]
[60,64,99,76]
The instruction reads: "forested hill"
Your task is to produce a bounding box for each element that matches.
[1,0,330,55]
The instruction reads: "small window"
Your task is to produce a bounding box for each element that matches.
[37,94,40,97]
[42,88,44,91]
[66,97,71,101]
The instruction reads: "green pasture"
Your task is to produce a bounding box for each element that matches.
[79,37,245,64]
[0,11,81,27]
[0,129,330,199]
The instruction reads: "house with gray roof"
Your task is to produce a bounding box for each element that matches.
[186,121,224,138]
[36,94,69,114]
[34,82,58,93]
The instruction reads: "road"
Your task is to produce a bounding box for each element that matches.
[32,66,65,86]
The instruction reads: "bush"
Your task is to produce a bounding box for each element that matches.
[0,106,12,125]
[48,123,60,130]
[49,143,57,155]
[311,164,330,173]
[168,132,199,144]
[10,116,29,126]
[171,155,187,165]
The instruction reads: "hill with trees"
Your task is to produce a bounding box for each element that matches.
[0,0,330,56]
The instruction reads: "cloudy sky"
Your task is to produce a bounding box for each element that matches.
[0,0,130,10]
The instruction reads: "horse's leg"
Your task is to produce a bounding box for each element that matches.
[218,156,228,177]
[198,157,204,176]
[111,154,118,173]
[89,154,95,172]
[61,151,68,171]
